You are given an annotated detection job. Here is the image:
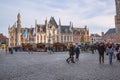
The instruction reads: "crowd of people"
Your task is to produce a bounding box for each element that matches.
[4,42,120,65]
[66,42,120,64]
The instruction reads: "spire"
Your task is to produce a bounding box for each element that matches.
[17,13,21,28]
[35,19,37,27]
[17,13,21,23]
[59,18,61,26]
[45,18,48,25]
[57,18,61,33]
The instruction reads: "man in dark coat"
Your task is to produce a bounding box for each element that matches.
[97,43,105,64]
[75,45,80,61]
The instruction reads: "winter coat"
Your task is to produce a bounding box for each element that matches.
[69,46,74,55]
[97,45,105,55]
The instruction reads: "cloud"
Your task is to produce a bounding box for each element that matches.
[0,0,115,36]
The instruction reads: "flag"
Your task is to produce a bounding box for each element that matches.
[22,29,27,37]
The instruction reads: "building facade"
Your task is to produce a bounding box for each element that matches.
[0,33,8,44]
[8,13,89,47]
[102,0,120,43]
[90,33,102,44]
[102,28,120,43]
[73,26,89,43]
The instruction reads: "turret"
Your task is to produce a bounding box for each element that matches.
[45,18,48,25]
[59,18,61,26]
[16,13,21,46]
[17,13,21,28]
[35,19,37,27]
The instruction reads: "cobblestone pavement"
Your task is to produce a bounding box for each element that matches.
[0,50,120,80]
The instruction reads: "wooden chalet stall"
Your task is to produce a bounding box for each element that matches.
[52,42,67,52]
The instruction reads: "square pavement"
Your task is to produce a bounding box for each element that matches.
[0,50,120,80]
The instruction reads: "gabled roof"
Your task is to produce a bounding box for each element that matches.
[105,28,116,35]
[49,17,58,28]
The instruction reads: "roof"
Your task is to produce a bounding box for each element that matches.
[105,28,116,35]
[61,25,72,34]
[91,34,101,37]
[49,17,58,28]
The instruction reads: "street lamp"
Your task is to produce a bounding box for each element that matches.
[91,37,93,45]
[47,24,51,53]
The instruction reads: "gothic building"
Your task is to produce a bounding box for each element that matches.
[102,0,120,43]
[73,26,89,43]
[8,13,89,47]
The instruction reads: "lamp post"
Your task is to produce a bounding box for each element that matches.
[91,37,93,45]
[91,36,94,54]
[47,24,51,53]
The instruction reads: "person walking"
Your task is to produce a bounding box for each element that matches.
[28,46,33,54]
[106,44,115,65]
[66,43,75,63]
[97,43,105,64]
[75,45,80,61]
[91,44,95,54]
[9,47,13,54]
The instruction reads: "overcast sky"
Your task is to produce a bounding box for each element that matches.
[0,0,116,37]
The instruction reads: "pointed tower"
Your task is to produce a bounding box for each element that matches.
[16,13,22,46]
[34,19,37,43]
[57,18,61,33]
[35,19,37,34]
[59,18,61,26]
[17,13,21,28]
[45,18,49,43]
[45,18,48,33]
[115,0,120,33]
